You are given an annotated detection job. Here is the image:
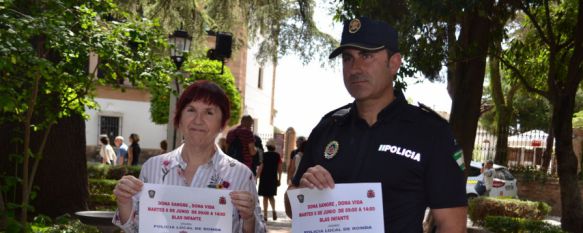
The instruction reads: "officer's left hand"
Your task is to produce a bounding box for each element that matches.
[299,165,335,190]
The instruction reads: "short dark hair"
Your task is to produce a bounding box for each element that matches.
[266,145,276,151]
[173,80,231,128]
[100,136,109,145]
[160,139,168,151]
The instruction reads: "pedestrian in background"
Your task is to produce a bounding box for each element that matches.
[99,136,117,165]
[257,139,282,221]
[114,136,128,165]
[286,137,305,184]
[159,139,168,154]
[226,115,257,170]
[483,160,495,196]
[127,133,141,166]
[252,135,264,177]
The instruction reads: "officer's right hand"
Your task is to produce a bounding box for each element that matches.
[113,175,143,207]
[299,165,335,190]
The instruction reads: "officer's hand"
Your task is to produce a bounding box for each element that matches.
[299,165,335,190]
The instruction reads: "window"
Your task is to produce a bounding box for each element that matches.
[99,116,120,146]
[257,67,264,89]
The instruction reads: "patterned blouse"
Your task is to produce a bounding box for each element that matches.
[112,144,266,233]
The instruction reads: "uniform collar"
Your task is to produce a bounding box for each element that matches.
[346,89,407,126]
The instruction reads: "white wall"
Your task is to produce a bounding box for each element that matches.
[244,51,275,136]
[85,98,167,149]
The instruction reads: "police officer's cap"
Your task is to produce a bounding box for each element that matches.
[329,17,399,59]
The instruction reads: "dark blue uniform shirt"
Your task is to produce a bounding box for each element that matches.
[293,91,467,233]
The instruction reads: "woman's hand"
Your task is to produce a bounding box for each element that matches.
[113,175,143,224]
[230,191,256,221]
[113,175,143,207]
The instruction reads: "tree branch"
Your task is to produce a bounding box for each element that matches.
[543,0,555,46]
[514,0,552,47]
[21,70,41,224]
[28,123,54,194]
[566,0,583,93]
[496,53,549,99]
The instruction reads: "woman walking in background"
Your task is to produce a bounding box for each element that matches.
[127,133,141,166]
[257,139,282,221]
[99,136,117,165]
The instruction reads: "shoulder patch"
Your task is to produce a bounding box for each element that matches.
[417,102,448,123]
[453,149,465,171]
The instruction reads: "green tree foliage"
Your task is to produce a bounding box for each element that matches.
[573,111,583,128]
[0,0,172,229]
[481,88,551,134]
[498,0,583,231]
[118,0,337,65]
[149,59,241,126]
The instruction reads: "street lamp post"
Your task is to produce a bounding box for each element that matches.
[167,29,192,150]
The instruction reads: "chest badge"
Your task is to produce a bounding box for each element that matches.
[324,141,339,159]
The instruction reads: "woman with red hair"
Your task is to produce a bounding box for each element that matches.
[112,80,266,233]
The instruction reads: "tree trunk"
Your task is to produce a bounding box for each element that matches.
[556,1,583,231]
[541,123,554,172]
[32,113,89,218]
[554,95,583,232]
[449,4,493,169]
[489,47,516,165]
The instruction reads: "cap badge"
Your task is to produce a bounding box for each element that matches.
[324,140,339,159]
[348,18,361,33]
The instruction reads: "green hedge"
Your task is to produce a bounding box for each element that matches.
[88,178,117,194]
[87,163,141,210]
[87,163,141,180]
[468,197,551,226]
[31,214,100,233]
[484,216,565,233]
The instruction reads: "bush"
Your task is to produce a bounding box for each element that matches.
[31,214,100,233]
[484,216,565,233]
[87,163,109,179]
[87,163,141,180]
[88,193,117,210]
[468,197,551,226]
[87,163,141,210]
[510,166,556,184]
[106,166,128,180]
[88,179,117,194]
[126,165,141,178]
[88,179,118,210]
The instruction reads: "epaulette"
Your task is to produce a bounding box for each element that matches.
[322,103,351,119]
[316,103,352,127]
[417,102,449,123]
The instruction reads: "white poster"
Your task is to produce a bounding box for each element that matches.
[139,183,233,232]
[287,183,384,233]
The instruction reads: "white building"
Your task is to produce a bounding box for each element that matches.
[85,43,277,158]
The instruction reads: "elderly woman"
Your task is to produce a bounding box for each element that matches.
[112,80,266,233]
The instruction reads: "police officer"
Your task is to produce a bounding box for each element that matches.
[286,17,467,232]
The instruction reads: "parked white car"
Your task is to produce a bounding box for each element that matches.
[466,161,518,199]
